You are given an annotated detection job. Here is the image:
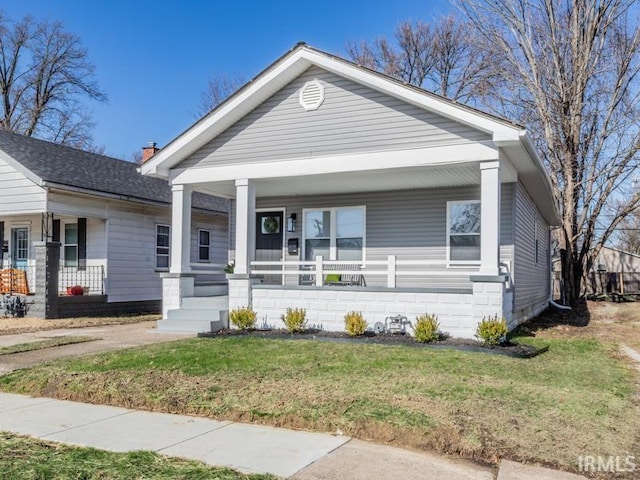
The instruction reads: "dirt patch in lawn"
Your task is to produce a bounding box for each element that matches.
[517,301,640,352]
[0,314,161,336]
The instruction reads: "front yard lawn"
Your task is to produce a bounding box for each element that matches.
[0,431,274,479]
[1,334,637,474]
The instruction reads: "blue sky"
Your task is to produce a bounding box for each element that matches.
[4,1,452,159]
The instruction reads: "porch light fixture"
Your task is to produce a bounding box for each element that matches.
[287,213,297,232]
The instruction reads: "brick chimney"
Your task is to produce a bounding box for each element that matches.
[141,141,159,163]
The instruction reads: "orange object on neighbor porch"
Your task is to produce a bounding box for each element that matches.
[0,269,30,295]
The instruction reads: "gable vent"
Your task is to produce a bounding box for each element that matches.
[299,79,324,111]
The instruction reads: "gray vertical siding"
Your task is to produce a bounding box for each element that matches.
[231,184,514,289]
[178,66,490,169]
[513,182,550,316]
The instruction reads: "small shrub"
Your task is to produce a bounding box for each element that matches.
[229,307,256,331]
[344,311,367,336]
[476,314,508,346]
[281,308,307,332]
[413,313,440,343]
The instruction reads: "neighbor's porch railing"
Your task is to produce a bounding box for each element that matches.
[58,265,105,295]
[250,256,510,287]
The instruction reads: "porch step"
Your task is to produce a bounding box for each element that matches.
[159,295,229,334]
[194,282,228,297]
[181,296,229,309]
[157,318,226,334]
[166,308,227,322]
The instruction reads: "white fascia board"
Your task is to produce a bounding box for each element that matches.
[302,49,521,141]
[171,142,499,185]
[498,150,519,183]
[140,53,313,178]
[141,46,522,178]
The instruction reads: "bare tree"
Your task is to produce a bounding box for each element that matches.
[616,212,640,254]
[0,13,106,149]
[346,15,492,103]
[195,74,245,117]
[460,0,640,305]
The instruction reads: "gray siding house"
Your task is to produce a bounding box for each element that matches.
[0,130,228,317]
[141,44,559,338]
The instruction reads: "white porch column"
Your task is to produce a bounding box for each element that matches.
[234,178,256,275]
[480,160,500,276]
[169,184,192,274]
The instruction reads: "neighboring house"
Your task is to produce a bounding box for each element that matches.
[141,43,560,338]
[0,129,228,317]
[553,246,640,296]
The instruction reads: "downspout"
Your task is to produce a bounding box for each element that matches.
[549,226,571,310]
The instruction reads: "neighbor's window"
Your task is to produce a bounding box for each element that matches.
[303,207,364,261]
[198,229,210,262]
[64,223,78,267]
[156,224,170,269]
[447,200,481,263]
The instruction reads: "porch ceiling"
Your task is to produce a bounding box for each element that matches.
[194,162,515,198]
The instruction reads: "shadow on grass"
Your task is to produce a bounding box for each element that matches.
[511,300,591,338]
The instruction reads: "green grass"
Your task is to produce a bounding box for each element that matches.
[0,336,98,355]
[0,431,275,479]
[0,336,637,472]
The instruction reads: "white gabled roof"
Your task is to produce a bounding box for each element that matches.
[141,43,526,178]
[140,43,559,225]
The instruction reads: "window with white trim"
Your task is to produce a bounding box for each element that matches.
[303,207,365,261]
[64,223,78,267]
[156,224,170,270]
[447,200,481,263]
[198,229,210,262]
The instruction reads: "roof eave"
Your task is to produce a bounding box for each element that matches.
[140,44,524,178]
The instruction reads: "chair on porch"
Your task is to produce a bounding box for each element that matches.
[325,264,366,287]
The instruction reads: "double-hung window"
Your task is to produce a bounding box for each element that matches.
[303,207,365,261]
[64,223,78,267]
[156,224,170,270]
[447,200,481,264]
[198,229,210,262]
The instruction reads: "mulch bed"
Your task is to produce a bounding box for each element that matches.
[199,328,547,358]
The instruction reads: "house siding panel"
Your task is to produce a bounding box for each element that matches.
[48,192,228,303]
[231,184,514,289]
[0,156,46,214]
[513,181,550,320]
[179,66,491,169]
[190,212,229,266]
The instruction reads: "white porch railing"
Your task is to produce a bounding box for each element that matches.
[58,266,105,295]
[250,255,504,287]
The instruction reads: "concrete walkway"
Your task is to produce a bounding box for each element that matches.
[0,392,588,479]
[0,321,190,374]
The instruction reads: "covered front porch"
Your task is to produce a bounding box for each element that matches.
[165,153,514,338]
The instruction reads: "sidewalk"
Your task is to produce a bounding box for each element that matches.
[0,392,587,479]
[0,321,189,374]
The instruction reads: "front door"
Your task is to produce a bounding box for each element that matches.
[11,228,28,269]
[255,211,284,285]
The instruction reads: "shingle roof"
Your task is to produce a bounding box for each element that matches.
[0,129,228,213]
